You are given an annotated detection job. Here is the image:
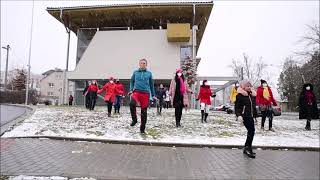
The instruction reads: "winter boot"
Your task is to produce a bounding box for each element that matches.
[243,146,256,158]
[204,113,208,123]
[305,120,311,130]
[201,110,205,123]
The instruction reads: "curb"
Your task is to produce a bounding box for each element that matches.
[0,104,35,136]
[2,136,319,152]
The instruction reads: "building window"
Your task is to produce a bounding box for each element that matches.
[48,92,54,96]
[49,83,54,87]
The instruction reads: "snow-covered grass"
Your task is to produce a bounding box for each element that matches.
[2,106,319,148]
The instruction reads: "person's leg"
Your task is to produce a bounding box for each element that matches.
[268,108,274,131]
[114,96,118,114]
[159,99,163,114]
[175,106,180,127]
[107,101,113,116]
[306,106,312,130]
[117,96,122,113]
[91,97,96,110]
[243,117,255,158]
[139,92,150,133]
[261,110,267,130]
[204,104,209,123]
[130,94,138,126]
[200,103,205,123]
[177,105,183,126]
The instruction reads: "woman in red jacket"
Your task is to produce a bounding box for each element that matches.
[196,80,215,123]
[114,79,125,114]
[256,79,277,131]
[98,77,117,117]
[87,80,99,111]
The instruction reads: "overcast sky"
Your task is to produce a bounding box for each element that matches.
[1,0,319,92]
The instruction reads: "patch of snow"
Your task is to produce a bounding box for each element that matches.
[3,106,319,148]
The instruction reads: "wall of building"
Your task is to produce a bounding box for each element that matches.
[40,71,63,104]
[68,29,190,80]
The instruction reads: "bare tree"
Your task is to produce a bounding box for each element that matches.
[230,53,269,87]
[296,24,320,57]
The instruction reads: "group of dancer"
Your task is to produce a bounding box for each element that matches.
[82,58,318,159]
[83,78,125,117]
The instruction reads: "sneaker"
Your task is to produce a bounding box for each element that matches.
[269,128,275,132]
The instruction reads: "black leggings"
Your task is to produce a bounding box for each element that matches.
[261,109,273,129]
[243,117,255,148]
[175,105,183,126]
[106,101,113,114]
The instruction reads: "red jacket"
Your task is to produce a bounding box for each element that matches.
[197,85,213,105]
[98,82,117,103]
[87,84,99,92]
[256,86,277,106]
[115,83,125,96]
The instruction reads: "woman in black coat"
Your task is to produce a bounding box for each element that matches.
[235,80,257,159]
[298,83,319,130]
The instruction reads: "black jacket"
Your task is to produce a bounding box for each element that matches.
[156,88,166,100]
[235,93,257,118]
[299,83,319,119]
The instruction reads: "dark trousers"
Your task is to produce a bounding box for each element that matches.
[85,95,90,109]
[157,99,164,113]
[243,117,255,148]
[165,101,170,109]
[261,108,273,129]
[106,101,113,114]
[114,95,122,113]
[90,97,96,110]
[69,101,72,106]
[174,104,183,127]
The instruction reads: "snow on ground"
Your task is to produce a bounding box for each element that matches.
[2,106,320,148]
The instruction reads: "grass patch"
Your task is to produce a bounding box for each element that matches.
[218,131,235,137]
[147,128,161,139]
[0,176,9,180]
[87,131,104,136]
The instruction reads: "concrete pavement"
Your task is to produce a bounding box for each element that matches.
[1,138,319,179]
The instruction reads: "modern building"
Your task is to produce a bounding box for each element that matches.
[46,1,214,106]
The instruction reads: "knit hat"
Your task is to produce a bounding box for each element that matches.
[109,77,114,81]
[260,79,267,84]
[176,69,183,73]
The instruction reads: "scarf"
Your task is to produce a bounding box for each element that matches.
[305,91,314,105]
[263,87,270,100]
[179,77,186,95]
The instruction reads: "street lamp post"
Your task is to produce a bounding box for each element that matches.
[2,45,10,91]
[25,0,35,105]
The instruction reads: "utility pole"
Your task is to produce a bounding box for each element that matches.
[2,45,10,91]
[25,0,35,105]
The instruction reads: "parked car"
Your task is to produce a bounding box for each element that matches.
[224,105,281,117]
[211,104,232,111]
[256,105,282,117]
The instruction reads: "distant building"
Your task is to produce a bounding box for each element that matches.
[47,1,214,105]
[40,68,64,105]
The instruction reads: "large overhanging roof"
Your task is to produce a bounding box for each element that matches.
[47,1,213,46]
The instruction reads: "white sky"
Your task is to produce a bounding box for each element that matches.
[1,0,319,87]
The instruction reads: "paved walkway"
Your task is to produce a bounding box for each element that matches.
[1,138,319,179]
